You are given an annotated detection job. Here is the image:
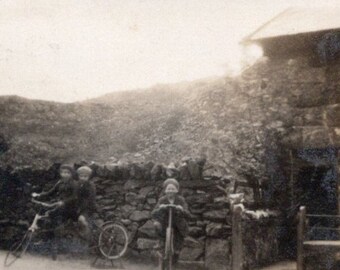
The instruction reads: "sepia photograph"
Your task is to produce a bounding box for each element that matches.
[1,1,340,269]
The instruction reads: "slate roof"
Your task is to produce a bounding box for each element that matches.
[244,7,340,42]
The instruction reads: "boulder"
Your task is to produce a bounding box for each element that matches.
[17,220,30,227]
[121,219,132,226]
[129,210,150,222]
[179,237,204,261]
[137,238,158,250]
[186,193,212,204]
[139,186,154,199]
[105,183,123,193]
[0,219,10,225]
[136,203,144,211]
[206,222,231,237]
[99,199,115,206]
[127,222,139,244]
[138,220,158,238]
[143,161,155,180]
[205,238,231,270]
[104,211,118,220]
[181,188,194,196]
[178,163,191,181]
[188,226,205,237]
[188,160,201,180]
[165,162,179,179]
[130,163,145,180]
[121,205,136,218]
[117,161,130,180]
[203,210,228,222]
[95,195,104,200]
[196,157,206,179]
[125,192,138,205]
[101,205,116,212]
[143,204,151,210]
[190,205,206,215]
[124,179,143,190]
[180,180,217,189]
[104,163,121,179]
[96,164,108,178]
[150,164,164,181]
[147,198,157,205]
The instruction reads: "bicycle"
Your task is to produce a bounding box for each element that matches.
[4,197,129,268]
[159,204,183,270]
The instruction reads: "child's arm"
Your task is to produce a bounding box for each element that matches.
[177,197,191,218]
[151,197,167,218]
[34,180,61,199]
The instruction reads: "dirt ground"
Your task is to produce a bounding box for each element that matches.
[0,250,296,270]
[0,251,157,270]
[258,261,296,270]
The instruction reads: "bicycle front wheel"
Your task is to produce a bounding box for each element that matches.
[4,231,33,267]
[98,223,128,260]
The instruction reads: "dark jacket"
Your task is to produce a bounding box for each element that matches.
[40,178,78,209]
[152,195,191,219]
[77,180,97,215]
[151,195,190,237]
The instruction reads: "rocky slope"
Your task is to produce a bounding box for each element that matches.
[0,60,292,198]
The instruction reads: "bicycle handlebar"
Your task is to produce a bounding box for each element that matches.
[161,204,183,211]
[163,204,177,208]
[31,198,56,208]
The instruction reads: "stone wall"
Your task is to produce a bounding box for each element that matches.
[238,55,340,258]
[0,161,234,269]
[241,210,283,270]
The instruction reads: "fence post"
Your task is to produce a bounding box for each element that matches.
[232,204,243,270]
[297,206,306,270]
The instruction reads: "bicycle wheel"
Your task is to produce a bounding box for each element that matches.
[98,223,128,260]
[4,231,33,267]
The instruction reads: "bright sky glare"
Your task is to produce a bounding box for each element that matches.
[0,0,339,102]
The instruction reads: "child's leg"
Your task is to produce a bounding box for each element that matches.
[48,208,64,260]
[173,230,184,264]
[173,218,188,264]
[153,220,166,254]
[78,214,92,242]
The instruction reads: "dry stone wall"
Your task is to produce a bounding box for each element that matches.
[0,161,234,269]
[241,210,283,270]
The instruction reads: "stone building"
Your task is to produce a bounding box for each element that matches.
[242,7,340,254]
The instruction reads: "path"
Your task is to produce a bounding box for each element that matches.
[0,251,296,270]
[0,251,155,270]
[259,261,296,270]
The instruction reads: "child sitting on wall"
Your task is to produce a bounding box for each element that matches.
[151,178,191,264]
[76,166,97,241]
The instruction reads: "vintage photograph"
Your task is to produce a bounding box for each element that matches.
[0,1,340,269]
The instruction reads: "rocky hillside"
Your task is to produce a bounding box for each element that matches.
[0,77,222,167]
[0,61,292,201]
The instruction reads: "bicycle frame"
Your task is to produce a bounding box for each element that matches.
[162,204,178,270]
[29,199,58,232]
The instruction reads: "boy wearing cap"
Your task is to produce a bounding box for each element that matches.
[151,178,191,264]
[32,164,79,221]
[76,166,97,241]
[32,164,79,259]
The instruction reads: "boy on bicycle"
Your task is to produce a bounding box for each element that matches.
[151,178,191,264]
[76,166,97,242]
[32,164,78,259]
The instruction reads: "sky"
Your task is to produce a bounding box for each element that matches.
[0,0,339,102]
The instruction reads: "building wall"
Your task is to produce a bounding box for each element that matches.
[239,55,340,257]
